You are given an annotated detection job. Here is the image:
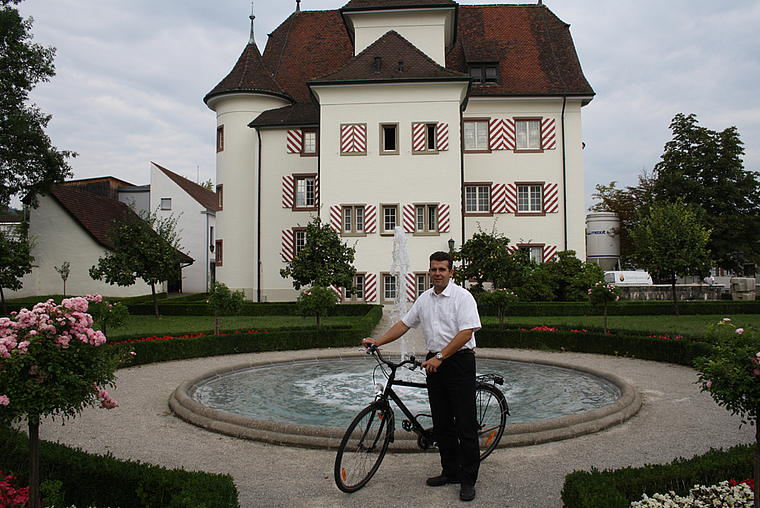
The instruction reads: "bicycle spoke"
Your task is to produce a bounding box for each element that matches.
[335,405,392,492]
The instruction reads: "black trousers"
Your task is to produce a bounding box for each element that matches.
[426,351,479,486]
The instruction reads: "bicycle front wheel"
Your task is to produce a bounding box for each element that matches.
[334,403,393,493]
[475,383,508,461]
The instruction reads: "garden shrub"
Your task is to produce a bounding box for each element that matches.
[0,426,239,508]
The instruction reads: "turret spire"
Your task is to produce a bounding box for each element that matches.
[296,0,301,13]
[248,3,256,45]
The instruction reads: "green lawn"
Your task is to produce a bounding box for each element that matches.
[103,312,760,341]
[480,314,760,339]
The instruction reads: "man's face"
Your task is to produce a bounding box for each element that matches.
[429,259,453,293]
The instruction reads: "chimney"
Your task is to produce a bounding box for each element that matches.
[296,0,301,12]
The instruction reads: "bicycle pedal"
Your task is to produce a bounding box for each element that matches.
[402,419,412,431]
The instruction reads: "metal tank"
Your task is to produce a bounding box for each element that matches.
[586,212,620,271]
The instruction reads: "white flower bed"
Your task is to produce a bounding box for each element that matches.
[631,481,753,507]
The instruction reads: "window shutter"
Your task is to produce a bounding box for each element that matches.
[505,183,517,213]
[437,204,450,232]
[406,273,416,302]
[286,130,302,153]
[281,229,294,261]
[544,183,559,213]
[491,183,507,213]
[543,245,558,263]
[436,123,449,151]
[314,174,319,207]
[330,205,342,232]
[489,119,507,150]
[403,204,415,233]
[541,118,556,150]
[364,273,377,302]
[282,176,294,208]
[364,205,377,233]
[341,124,367,153]
[412,123,426,152]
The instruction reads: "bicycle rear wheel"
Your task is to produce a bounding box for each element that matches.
[475,383,508,460]
[334,403,393,493]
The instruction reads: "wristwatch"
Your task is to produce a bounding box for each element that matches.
[435,352,444,361]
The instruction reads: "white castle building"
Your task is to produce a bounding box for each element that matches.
[205,0,594,303]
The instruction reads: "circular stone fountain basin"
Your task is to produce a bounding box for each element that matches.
[169,350,641,450]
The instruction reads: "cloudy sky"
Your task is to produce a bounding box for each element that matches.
[13,0,760,210]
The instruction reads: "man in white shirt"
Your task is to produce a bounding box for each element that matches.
[362,251,482,502]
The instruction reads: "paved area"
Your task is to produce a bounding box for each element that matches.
[36,312,755,507]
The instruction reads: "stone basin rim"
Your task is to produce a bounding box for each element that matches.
[169,348,642,451]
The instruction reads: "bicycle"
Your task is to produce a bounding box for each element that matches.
[334,345,509,493]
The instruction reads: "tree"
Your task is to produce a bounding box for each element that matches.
[475,289,518,329]
[630,199,711,316]
[280,216,356,291]
[90,207,184,319]
[0,297,121,508]
[589,170,656,265]
[0,226,34,316]
[543,250,605,302]
[296,285,339,331]
[54,260,69,296]
[653,113,760,270]
[452,223,522,292]
[694,319,760,507]
[587,282,622,334]
[0,0,75,209]
[208,282,244,335]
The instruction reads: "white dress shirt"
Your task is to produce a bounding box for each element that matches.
[402,280,481,353]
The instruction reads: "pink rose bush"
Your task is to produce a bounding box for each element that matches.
[0,296,120,424]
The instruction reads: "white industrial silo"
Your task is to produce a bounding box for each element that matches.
[586,212,620,271]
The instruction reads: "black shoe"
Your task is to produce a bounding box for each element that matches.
[460,484,476,502]
[426,474,460,487]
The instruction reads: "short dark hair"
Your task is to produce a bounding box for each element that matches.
[429,251,453,270]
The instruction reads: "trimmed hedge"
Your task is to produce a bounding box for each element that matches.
[561,444,755,508]
[481,300,760,317]
[122,302,376,317]
[0,427,238,508]
[477,326,714,367]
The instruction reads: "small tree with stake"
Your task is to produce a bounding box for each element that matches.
[208,282,244,335]
[587,282,622,334]
[694,320,760,508]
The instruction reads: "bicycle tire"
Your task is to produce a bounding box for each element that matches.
[475,383,508,460]
[334,403,393,493]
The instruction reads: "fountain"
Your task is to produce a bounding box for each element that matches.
[389,226,413,359]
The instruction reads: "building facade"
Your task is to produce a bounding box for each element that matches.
[206,0,594,302]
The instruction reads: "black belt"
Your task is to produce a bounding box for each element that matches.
[427,349,474,357]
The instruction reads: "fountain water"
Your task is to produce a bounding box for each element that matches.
[389,226,413,358]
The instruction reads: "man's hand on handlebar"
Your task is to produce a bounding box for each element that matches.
[362,337,377,349]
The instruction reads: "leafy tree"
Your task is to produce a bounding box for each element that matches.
[476,289,518,329]
[589,170,656,265]
[653,113,760,270]
[54,260,69,296]
[0,297,122,508]
[296,285,339,331]
[630,199,711,316]
[452,223,522,292]
[208,281,244,335]
[0,0,74,208]
[587,282,622,334]
[694,319,760,506]
[90,207,184,319]
[542,250,605,302]
[0,226,34,315]
[280,216,356,291]
[87,295,129,337]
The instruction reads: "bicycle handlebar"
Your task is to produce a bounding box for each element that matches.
[365,345,423,370]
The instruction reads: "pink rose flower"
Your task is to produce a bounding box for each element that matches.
[737,328,745,334]
[0,395,9,406]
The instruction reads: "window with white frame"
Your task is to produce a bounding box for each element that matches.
[515,119,541,150]
[345,273,366,302]
[294,228,307,255]
[216,184,223,210]
[469,64,498,84]
[214,239,223,266]
[416,273,431,298]
[415,204,438,234]
[463,119,490,152]
[519,244,544,264]
[381,273,397,302]
[517,184,543,214]
[216,125,224,152]
[465,184,491,214]
[294,175,316,209]
[381,204,399,235]
[342,205,365,235]
[160,198,171,210]
[302,129,317,156]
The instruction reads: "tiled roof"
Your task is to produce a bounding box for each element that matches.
[50,186,194,264]
[342,0,457,10]
[310,30,468,84]
[448,5,594,97]
[153,163,219,211]
[262,10,354,103]
[51,186,137,250]
[204,41,290,105]
[244,4,593,127]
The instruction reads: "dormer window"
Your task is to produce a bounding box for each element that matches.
[469,64,498,84]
